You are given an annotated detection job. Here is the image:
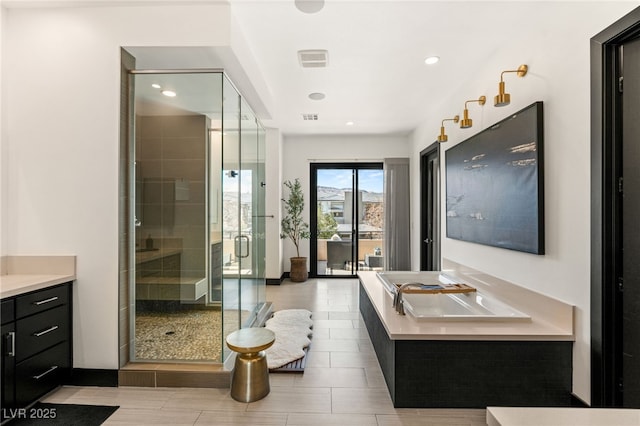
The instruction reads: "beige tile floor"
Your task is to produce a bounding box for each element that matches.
[44,278,487,425]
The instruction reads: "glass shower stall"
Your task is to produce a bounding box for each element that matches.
[129,70,266,364]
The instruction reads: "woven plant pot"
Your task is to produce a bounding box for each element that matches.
[289,257,308,282]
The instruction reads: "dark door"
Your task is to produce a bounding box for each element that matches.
[622,37,640,407]
[420,144,440,271]
[591,7,640,407]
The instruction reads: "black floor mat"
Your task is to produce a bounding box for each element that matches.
[5,402,118,425]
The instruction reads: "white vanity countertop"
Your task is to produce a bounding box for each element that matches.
[487,407,640,426]
[358,267,574,341]
[0,256,76,299]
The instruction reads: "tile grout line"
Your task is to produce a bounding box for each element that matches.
[329,386,334,415]
[192,409,205,426]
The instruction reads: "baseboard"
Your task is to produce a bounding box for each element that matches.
[267,273,289,285]
[270,272,317,283]
[68,368,119,387]
[118,368,230,388]
[570,393,590,407]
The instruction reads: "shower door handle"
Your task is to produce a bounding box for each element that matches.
[235,235,250,258]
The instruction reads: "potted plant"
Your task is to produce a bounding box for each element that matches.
[280,178,311,282]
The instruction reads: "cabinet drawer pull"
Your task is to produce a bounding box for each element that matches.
[33,325,59,337]
[32,365,58,380]
[5,331,15,357]
[33,296,59,306]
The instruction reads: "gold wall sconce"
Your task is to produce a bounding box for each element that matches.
[494,64,528,107]
[460,96,486,128]
[437,115,460,143]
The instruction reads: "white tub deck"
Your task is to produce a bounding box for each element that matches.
[487,407,640,426]
[357,263,574,341]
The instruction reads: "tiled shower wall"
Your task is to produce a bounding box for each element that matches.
[135,114,207,278]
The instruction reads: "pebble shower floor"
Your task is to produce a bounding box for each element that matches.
[135,310,223,361]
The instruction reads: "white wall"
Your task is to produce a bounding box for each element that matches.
[409,2,638,404]
[265,128,283,280]
[282,134,409,265]
[3,4,233,369]
[0,5,6,257]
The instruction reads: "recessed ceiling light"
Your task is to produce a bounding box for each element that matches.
[295,0,324,14]
[151,84,161,89]
[309,92,325,101]
[161,90,177,97]
[346,121,355,126]
[425,56,440,65]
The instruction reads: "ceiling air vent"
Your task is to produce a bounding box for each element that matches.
[298,50,328,68]
[302,113,319,121]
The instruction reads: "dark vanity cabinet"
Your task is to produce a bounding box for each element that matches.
[1,282,72,414]
[2,299,16,413]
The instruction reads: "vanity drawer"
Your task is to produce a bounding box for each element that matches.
[1,299,14,325]
[15,342,70,407]
[16,305,69,362]
[16,284,69,319]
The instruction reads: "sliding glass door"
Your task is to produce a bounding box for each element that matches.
[310,163,384,277]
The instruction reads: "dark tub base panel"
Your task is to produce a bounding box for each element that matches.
[359,282,573,408]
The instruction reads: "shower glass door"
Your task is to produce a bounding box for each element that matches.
[219,76,267,361]
[220,75,242,361]
[130,71,265,364]
[132,72,220,362]
[239,96,260,328]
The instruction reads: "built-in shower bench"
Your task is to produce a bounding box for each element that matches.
[135,248,206,302]
[135,276,207,301]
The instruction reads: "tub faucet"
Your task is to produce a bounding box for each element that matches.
[393,282,423,315]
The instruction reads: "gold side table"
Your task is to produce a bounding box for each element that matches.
[226,327,275,402]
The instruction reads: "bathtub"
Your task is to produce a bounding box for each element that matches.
[376,271,531,321]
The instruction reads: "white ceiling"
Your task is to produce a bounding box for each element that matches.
[229,0,551,136]
[7,0,629,137]
[229,0,640,137]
